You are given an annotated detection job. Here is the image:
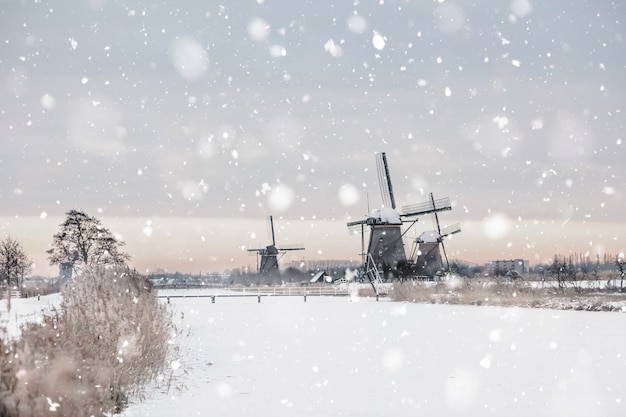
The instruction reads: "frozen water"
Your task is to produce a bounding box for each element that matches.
[118,292,626,417]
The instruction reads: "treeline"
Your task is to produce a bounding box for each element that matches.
[447,253,624,279]
[533,253,624,274]
[537,253,626,293]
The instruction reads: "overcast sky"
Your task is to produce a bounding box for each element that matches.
[1,0,624,276]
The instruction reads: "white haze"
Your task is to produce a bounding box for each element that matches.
[0,0,623,274]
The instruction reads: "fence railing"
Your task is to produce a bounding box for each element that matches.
[231,286,350,296]
[158,285,387,303]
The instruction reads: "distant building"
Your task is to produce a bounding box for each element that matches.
[229,268,242,276]
[487,259,529,276]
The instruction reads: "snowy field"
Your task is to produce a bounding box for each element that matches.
[0,293,62,338]
[125,289,625,417]
[3,291,625,416]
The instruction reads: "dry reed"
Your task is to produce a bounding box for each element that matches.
[1,266,173,417]
[392,276,626,312]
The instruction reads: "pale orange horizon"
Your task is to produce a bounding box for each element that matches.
[4,215,623,278]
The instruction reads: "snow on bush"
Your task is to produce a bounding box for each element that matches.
[392,275,626,312]
[0,267,173,416]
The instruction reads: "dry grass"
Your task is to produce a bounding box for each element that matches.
[1,266,173,417]
[392,277,626,312]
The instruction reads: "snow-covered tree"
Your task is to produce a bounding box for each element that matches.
[47,210,130,276]
[0,236,32,288]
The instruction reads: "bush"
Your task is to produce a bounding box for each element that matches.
[391,276,626,311]
[1,266,173,416]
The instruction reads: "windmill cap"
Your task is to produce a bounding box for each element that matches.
[417,230,441,243]
[372,208,402,225]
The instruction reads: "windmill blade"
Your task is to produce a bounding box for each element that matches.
[346,221,368,266]
[440,239,451,271]
[430,211,438,231]
[347,218,369,227]
[347,217,376,235]
[439,222,460,271]
[376,152,396,209]
[347,222,366,235]
[267,215,276,246]
[440,223,461,238]
[429,193,446,240]
[247,246,268,253]
[248,249,264,257]
[401,196,452,217]
[277,245,305,251]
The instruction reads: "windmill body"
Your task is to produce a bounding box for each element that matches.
[257,245,280,275]
[248,216,304,276]
[367,223,407,276]
[410,198,462,277]
[413,231,444,277]
[357,207,404,276]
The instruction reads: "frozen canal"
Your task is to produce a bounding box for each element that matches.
[120,290,626,417]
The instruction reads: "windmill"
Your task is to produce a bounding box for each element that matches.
[407,193,461,277]
[347,152,455,280]
[247,215,304,276]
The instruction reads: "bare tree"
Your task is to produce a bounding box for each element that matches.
[617,253,625,292]
[0,236,32,291]
[47,210,130,277]
[548,255,568,292]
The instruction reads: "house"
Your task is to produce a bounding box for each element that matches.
[487,259,529,276]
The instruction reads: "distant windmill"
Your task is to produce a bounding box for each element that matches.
[407,193,461,277]
[248,216,304,276]
[347,152,455,280]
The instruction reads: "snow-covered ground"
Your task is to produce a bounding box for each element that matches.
[3,290,625,416]
[123,289,625,417]
[0,293,61,338]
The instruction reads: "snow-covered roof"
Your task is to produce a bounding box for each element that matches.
[417,230,441,243]
[310,271,326,283]
[373,208,402,225]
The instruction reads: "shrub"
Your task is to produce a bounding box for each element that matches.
[391,276,626,311]
[1,266,173,416]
